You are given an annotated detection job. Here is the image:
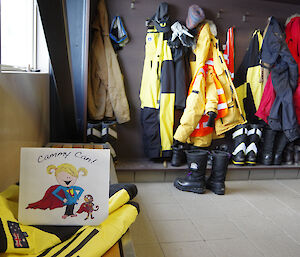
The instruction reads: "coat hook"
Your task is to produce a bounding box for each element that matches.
[131,0,135,9]
[242,12,250,22]
[217,9,223,19]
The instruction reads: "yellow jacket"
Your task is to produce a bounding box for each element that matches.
[174,23,246,147]
[0,184,139,256]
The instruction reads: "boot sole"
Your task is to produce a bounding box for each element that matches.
[206,186,225,195]
[174,183,205,194]
[232,160,245,166]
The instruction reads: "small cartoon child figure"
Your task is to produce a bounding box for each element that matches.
[26,163,88,219]
[77,194,99,220]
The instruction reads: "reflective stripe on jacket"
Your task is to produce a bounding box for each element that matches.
[190,59,228,138]
[174,23,246,147]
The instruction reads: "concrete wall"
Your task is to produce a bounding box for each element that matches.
[0,73,49,191]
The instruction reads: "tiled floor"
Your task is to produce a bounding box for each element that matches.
[129,180,300,257]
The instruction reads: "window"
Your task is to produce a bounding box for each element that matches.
[1,0,48,72]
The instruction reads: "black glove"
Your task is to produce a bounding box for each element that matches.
[206,111,217,127]
[172,139,184,148]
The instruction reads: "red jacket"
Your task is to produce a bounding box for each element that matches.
[255,73,276,123]
[286,15,300,125]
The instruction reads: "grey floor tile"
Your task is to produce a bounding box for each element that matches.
[229,215,284,239]
[180,199,226,219]
[136,183,177,204]
[193,217,246,240]
[250,234,300,257]
[161,241,215,257]
[243,195,296,218]
[151,220,203,243]
[211,198,261,217]
[134,243,165,257]
[145,202,186,221]
[207,238,264,257]
[132,181,300,256]
[278,179,300,195]
[270,213,300,244]
[130,211,159,245]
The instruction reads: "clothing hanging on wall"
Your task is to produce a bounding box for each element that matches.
[87,0,130,124]
[223,26,235,80]
[173,23,246,148]
[257,16,299,142]
[285,14,300,125]
[234,30,264,124]
[140,3,187,159]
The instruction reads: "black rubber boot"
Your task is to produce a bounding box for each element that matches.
[261,128,277,165]
[231,124,248,166]
[245,124,263,165]
[171,144,187,167]
[273,132,289,165]
[282,142,294,165]
[206,150,229,195]
[173,149,208,194]
[294,144,300,165]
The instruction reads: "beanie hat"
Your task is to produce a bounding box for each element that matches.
[186,5,205,30]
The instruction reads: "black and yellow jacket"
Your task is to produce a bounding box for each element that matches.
[139,3,186,159]
[0,184,139,257]
[234,30,264,124]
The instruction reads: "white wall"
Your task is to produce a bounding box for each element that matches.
[0,72,49,191]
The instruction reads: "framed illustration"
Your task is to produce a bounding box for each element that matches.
[18,147,110,226]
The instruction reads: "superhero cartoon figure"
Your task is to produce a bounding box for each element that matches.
[77,194,99,220]
[26,163,88,219]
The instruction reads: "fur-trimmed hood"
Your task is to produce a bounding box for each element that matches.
[286,13,300,26]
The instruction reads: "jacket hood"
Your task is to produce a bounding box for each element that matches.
[285,14,300,26]
[152,2,170,32]
[261,16,285,65]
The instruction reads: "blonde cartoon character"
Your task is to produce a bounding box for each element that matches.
[26,163,88,219]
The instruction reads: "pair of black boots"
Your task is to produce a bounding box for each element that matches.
[231,124,263,166]
[174,149,229,195]
[261,128,290,165]
[282,143,300,165]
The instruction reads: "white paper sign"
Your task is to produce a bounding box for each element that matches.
[18,147,110,226]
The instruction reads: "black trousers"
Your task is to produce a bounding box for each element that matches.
[65,204,75,216]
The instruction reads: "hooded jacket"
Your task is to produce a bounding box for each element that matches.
[260,16,299,142]
[174,23,246,147]
[87,0,130,124]
[140,3,186,158]
[285,14,300,124]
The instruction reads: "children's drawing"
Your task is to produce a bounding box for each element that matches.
[77,194,99,220]
[26,163,88,219]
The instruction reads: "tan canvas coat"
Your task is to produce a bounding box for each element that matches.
[87,0,130,124]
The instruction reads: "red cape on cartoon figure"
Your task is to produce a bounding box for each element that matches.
[76,203,91,214]
[26,185,65,210]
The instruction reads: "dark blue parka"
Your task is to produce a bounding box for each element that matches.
[261,16,299,142]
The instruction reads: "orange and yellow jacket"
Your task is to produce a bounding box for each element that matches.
[174,23,246,147]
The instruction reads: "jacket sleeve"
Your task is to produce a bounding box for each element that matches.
[205,68,219,114]
[174,72,206,143]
